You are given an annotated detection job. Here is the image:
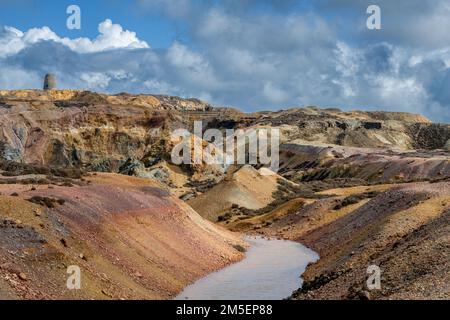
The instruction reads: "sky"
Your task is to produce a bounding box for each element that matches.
[0,0,450,122]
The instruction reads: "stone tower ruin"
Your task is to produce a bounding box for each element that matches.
[43,74,56,90]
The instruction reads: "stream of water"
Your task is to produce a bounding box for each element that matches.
[176,236,319,300]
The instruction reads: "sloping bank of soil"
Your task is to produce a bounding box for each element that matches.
[290,182,450,299]
[237,182,450,299]
[0,173,245,299]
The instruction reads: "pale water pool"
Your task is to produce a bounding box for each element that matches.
[175,236,319,300]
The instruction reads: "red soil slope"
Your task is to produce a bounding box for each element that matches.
[0,173,244,300]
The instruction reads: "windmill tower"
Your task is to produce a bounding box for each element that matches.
[43,74,56,90]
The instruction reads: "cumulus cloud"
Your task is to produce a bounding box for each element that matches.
[79,72,111,90]
[1,1,450,122]
[316,0,450,49]
[263,82,289,104]
[166,42,207,72]
[0,65,41,89]
[0,19,148,57]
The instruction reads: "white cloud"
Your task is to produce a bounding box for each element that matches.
[0,19,148,57]
[198,9,235,38]
[0,65,40,89]
[143,79,177,94]
[0,26,26,57]
[166,42,206,72]
[82,19,149,52]
[222,48,276,76]
[79,72,111,90]
[263,82,289,104]
[374,76,427,111]
[166,42,219,90]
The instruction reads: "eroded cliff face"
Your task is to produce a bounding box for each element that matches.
[1,89,449,203]
[229,108,450,150]
[0,90,210,166]
[1,91,449,171]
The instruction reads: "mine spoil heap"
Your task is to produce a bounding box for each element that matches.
[0,89,450,300]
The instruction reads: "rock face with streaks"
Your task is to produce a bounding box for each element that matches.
[0,90,449,169]
[0,90,218,182]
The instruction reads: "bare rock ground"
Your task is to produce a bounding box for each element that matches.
[1,90,450,300]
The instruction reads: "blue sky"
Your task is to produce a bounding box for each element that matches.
[0,0,177,48]
[1,0,450,122]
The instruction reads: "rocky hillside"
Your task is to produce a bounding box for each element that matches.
[1,90,449,171]
[207,106,450,150]
[1,89,449,199]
